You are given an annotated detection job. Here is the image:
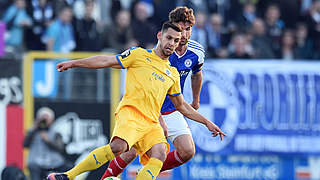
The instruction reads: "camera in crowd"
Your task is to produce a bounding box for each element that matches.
[38,118,49,131]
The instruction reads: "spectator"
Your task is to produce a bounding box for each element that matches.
[1,166,26,180]
[1,0,32,50]
[204,0,231,21]
[23,107,72,180]
[276,29,297,60]
[73,0,102,24]
[131,1,157,48]
[109,0,122,23]
[53,0,76,15]
[25,0,54,50]
[300,0,313,16]
[42,6,75,52]
[206,13,228,58]
[228,33,253,59]
[190,11,209,51]
[304,0,320,59]
[234,2,257,32]
[264,4,285,53]
[215,47,229,59]
[295,23,314,59]
[103,10,137,53]
[0,0,11,18]
[73,0,101,51]
[152,0,177,30]
[176,0,196,10]
[251,18,275,59]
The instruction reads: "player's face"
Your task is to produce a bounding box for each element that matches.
[178,21,192,46]
[159,28,181,57]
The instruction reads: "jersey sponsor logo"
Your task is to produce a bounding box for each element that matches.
[184,59,192,67]
[179,70,189,77]
[152,72,165,82]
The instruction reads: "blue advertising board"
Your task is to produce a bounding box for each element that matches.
[183,60,320,155]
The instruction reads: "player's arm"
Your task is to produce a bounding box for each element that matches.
[190,71,203,110]
[158,115,168,138]
[56,55,122,72]
[169,94,226,140]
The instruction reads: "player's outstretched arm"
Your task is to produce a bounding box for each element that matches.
[56,55,121,72]
[169,94,226,140]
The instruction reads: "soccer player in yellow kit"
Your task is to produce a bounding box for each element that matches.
[47,21,226,180]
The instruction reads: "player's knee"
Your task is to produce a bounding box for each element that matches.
[178,145,195,161]
[110,140,127,156]
[123,148,138,162]
[151,144,167,162]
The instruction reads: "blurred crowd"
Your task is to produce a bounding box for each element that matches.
[0,0,320,60]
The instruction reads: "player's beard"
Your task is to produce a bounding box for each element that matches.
[179,36,189,46]
[179,38,188,46]
[160,43,174,57]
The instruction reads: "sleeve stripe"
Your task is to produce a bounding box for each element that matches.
[168,92,181,96]
[188,44,205,53]
[188,42,204,50]
[188,41,205,49]
[116,55,125,69]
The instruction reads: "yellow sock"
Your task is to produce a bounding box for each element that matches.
[65,144,115,180]
[135,158,163,180]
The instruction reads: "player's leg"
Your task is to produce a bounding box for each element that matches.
[66,138,127,179]
[135,122,169,180]
[135,143,167,180]
[161,134,195,171]
[47,138,127,180]
[161,111,195,171]
[100,147,137,179]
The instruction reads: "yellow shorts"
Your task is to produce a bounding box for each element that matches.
[111,106,169,165]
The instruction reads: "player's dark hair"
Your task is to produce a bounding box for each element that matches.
[161,21,182,33]
[169,6,195,26]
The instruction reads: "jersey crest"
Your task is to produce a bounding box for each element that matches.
[184,59,192,67]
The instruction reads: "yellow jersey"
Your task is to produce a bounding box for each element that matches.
[115,47,181,123]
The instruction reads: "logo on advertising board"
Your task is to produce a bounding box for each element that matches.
[185,65,239,152]
[52,112,107,154]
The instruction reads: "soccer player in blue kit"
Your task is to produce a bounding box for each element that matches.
[101,6,209,179]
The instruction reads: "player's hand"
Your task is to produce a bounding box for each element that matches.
[57,61,73,72]
[190,101,200,110]
[205,121,226,141]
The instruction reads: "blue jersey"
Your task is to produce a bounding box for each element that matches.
[161,40,205,114]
